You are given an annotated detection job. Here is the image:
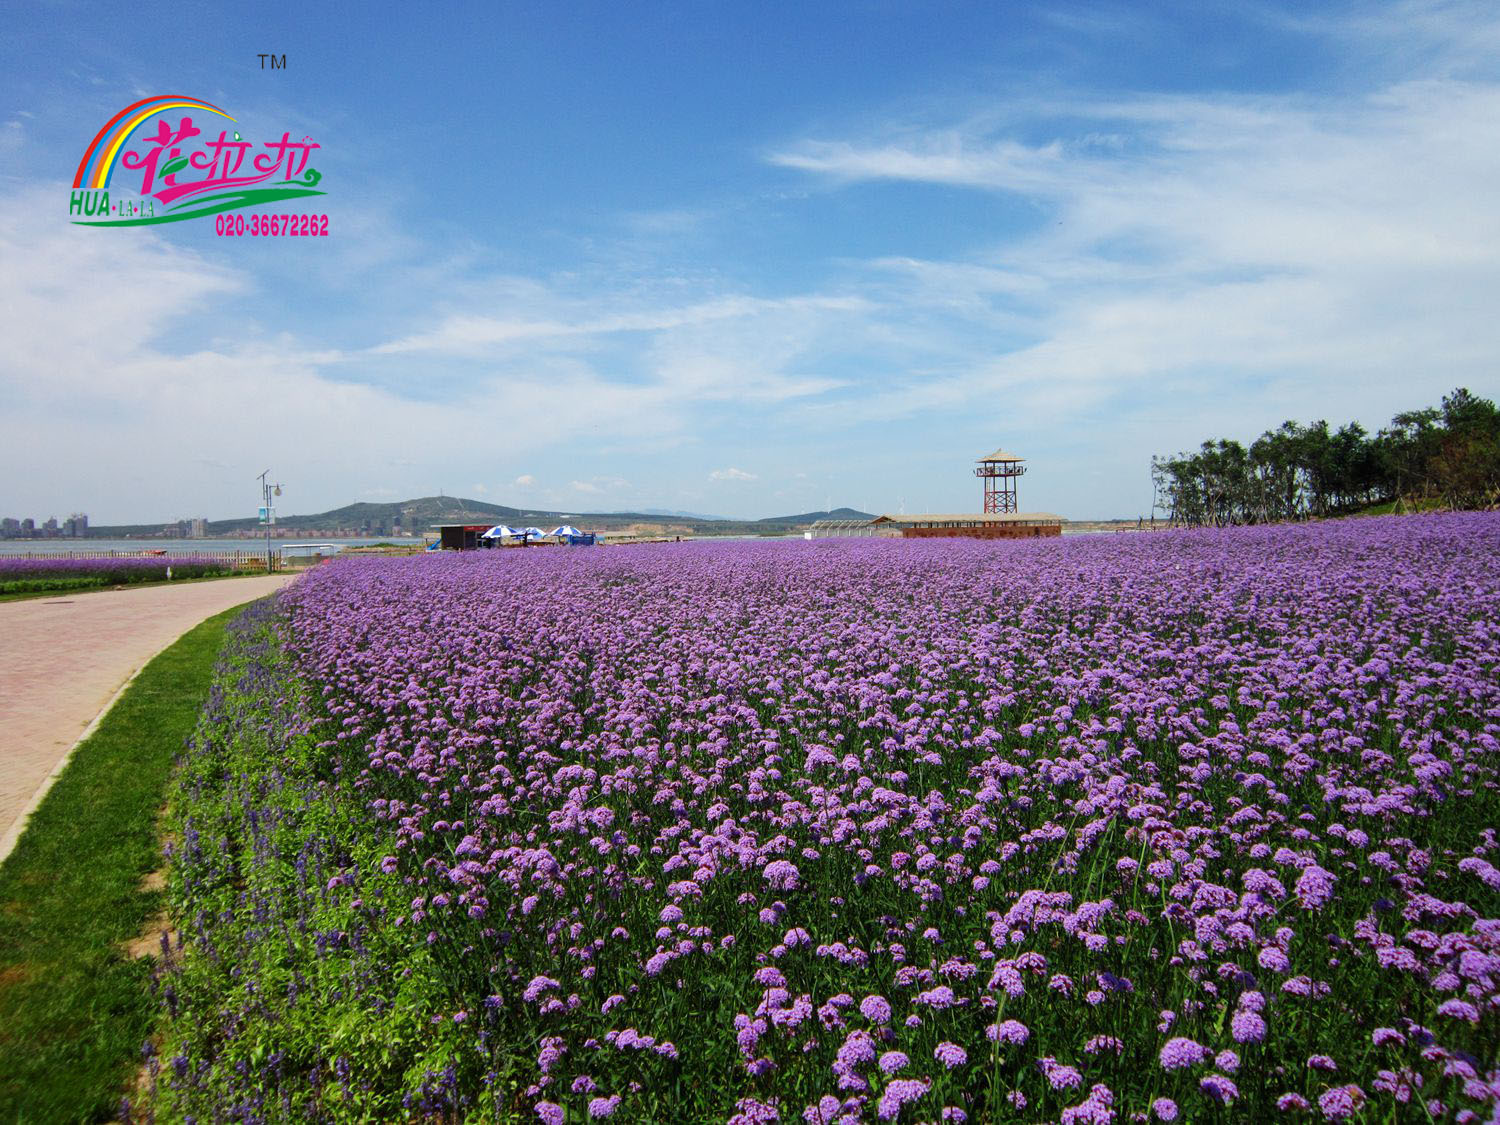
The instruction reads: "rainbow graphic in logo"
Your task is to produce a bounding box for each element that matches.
[69,95,326,226]
[73,95,234,190]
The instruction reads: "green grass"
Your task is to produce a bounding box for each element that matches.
[0,605,250,1123]
[1354,495,1447,516]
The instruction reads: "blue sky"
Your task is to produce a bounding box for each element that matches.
[3,1,1499,523]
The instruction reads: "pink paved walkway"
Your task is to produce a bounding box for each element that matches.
[0,574,295,861]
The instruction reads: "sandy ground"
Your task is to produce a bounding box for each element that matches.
[0,574,295,863]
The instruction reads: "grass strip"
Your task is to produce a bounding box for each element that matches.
[0,604,252,1122]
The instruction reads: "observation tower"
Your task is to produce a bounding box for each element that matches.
[975,448,1026,513]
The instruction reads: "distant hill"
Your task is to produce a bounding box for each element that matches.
[758,507,874,524]
[205,496,531,536]
[632,508,731,521]
[85,496,874,538]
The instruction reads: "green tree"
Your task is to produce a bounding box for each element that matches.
[1375,407,1440,509]
[1432,388,1500,509]
[1151,386,1499,525]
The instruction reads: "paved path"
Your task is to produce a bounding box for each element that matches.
[0,574,296,862]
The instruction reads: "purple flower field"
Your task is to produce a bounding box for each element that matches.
[0,555,235,589]
[155,514,1500,1122]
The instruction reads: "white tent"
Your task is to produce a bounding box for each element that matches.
[549,525,582,538]
[481,524,523,540]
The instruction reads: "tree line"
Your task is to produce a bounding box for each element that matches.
[1151,388,1500,527]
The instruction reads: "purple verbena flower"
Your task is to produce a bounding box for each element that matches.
[1159,1037,1210,1070]
[876,1078,928,1120]
[1317,1085,1366,1120]
[934,1042,967,1069]
[1231,1009,1267,1044]
[988,1019,1030,1045]
[1199,1074,1238,1104]
[588,1093,622,1118]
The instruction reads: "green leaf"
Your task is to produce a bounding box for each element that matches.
[162,156,190,177]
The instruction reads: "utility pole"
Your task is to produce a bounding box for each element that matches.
[257,470,282,573]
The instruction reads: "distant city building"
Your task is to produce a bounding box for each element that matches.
[3,512,94,538]
[190,518,207,538]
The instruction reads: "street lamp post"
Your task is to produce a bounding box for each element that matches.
[257,470,282,573]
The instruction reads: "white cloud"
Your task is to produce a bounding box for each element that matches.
[0,181,859,518]
[569,477,629,495]
[769,135,1067,194]
[1,206,240,400]
[619,207,710,236]
[1281,0,1500,78]
[710,467,757,481]
[0,188,675,519]
[768,71,1500,439]
[0,118,24,156]
[367,294,866,359]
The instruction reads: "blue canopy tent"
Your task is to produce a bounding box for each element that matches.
[547,524,595,546]
[470,523,594,547]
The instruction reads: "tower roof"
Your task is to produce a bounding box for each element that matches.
[977,447,1025,463]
